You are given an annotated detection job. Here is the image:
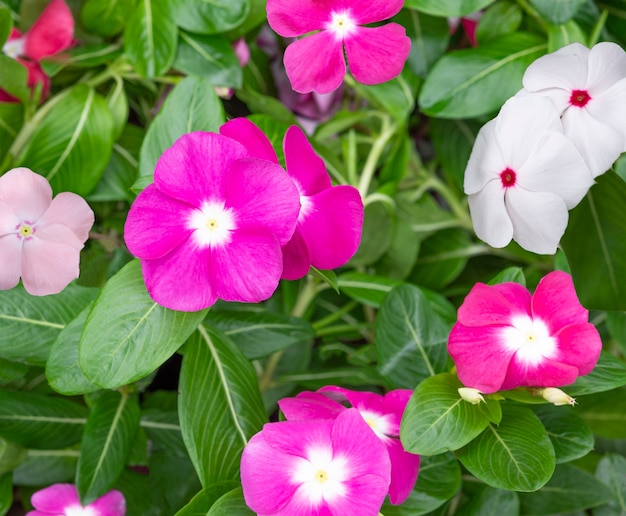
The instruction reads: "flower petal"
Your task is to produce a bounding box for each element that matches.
[281,227,311,281]
[0,233,23,291]
[586,77,626,151]
[0,168,52,222]
[38,192,94,242]
[457,281,531,327]
[553,323,602,376]
[340,0,404,24]
[586,42,626,95]
[260,418,334,458]
[463,120,506,195]
[467,180,513,249]
[320,474,391,515]
[344,24,410,85]
[501,355,579,390]
[266,0,331,37]
[284,125,331,195]
[386,438,420,505]
[523,43,589,94]
[30,483,80,512]
[279,391,345,421]
[531,271,589,333]
[89,490,126,515]
[284,32,346,94]
[23,0,74,60]
[219,118,279,164]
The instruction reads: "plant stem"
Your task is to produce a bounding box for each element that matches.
[358,115,396,197]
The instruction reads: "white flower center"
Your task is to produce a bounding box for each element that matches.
[188,201,236,249]
[325,10,357,40]
[64,505,96,516]
[292,446,348,506]
[500,315,557,366]
[359,409,393,440]
[2,37,25,59]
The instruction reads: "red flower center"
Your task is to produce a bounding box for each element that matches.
[569,89,591,108]
[500,167,516,188]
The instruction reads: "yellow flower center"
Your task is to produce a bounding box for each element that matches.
[19,224,34,238]
[315,469,328,483]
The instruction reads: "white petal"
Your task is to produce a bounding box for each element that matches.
[463,119,505,195]
[587,42,626,95]
[586,77,626,150]
[506,188,569,255]
[468,180,513,248]
[523,43,589,93]
[515,87,570,113]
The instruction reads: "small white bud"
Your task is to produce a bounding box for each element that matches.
[458,387,485,405]
[541,387,576,406]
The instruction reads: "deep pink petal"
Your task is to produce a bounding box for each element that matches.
[284,125,331,195]
[279,391,346,421]
[339,0,404,24]
[553,323,602,375]
[284,32,346,94]
[21,59,51,100]
[281,227,311,280]
[225,158,299,244]
[141,240,216,312]
[298,186,363,270]
[266,0,331,37]
[89,490,126,515]
[492,282,533,315]
[320,474,390,515]
[344,24,410,85]
[31,484,80,512]
[386,438,420,505]
[38,192,94,242]
[274,492,334,516]
[457,282,530,327]
[501,355,579,390]
[382,390,414,431]
[260,419,334,459]
[154,132,248,207]
[448,323,515,393]
[23,0,74,60]
[531,271,589,334]
[124,184,193,260]
[0,234,23,291]
[211,230,283,303]
[0,168,52,222]
[219,118,278,164]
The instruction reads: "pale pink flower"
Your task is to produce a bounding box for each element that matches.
[464,95,593,254]
[278,386,420,505]
[521,42,626,177]
[124,131,301,311]
[266,0,411,93]
[448,271,602,394]
[0,168,94,296]
[241,408,391,515]
[27,484,125,516]
[220,118,363,280]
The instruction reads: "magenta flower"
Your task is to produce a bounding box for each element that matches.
[27,484,125,516]
[278,386,419,505]
[124,131,301,311]
[448,271,602,394]
[220,118,363,280]
[0,168,94,296]
[266,0,411,93]
[241,408,391,515]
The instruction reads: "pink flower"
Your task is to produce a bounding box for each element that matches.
[241,408,391,515]
[278,386,420,505]
[220,118,364,280]
[123,131,301,311]
[1,0,74,102]
[448,271,602,394]
[266,0,411,93]
[0,168,94,296]
[27,484,125,516]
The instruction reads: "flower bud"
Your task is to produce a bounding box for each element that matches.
[458,387,485,405]
[541,387,576,406]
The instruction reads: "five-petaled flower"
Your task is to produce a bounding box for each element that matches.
[124,131,301,311]
[0,167,94,296]
[26,483,125,516]
[448,271,602,394]
[266,0,411,93]
[464,95,594,254]
[241,408,391,515]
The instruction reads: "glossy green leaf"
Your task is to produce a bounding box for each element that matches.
[0,102,22,158]
[0,473,11,515]
[0,358,28,385]
[137,75,224,183]
[595,454,626,516]
[0,437,25,476]
[337,272,402,308]
[140,411,185,458]
[375,284,450,389]
[566,352,626,397]
[171,0,249,34]
[0,390,86,449]
[16,85,114,195]
[0,55,28,103]
[457,487,519,516]
[488,266,526,286]
[475,1,523,44]
[377,209,421,281]
[13,449,78,486]
[175,481,240,516]
[457,405,555,492]
[146,449,201,514]
[0,5,11,46]
[355,69,419,122]
[124,0,177,78]
[519,463,613,513]
[578,387,626,438]
[400,373,495,455]
[310,267,339,293]
[404,0,496,16]
[532,405,594,463]
[350,201,393,265]
[562,171,626,310]
[207,487,254,515]
[419,33,546,118]
[179,326,266,486]
[76,391,141,504]
[81,0,137,37]
[547,20,587,53]
[0,283,97,366]
[606,312,626,356]
[79,260,207,389]
[40,44,123,76]
[89,141,138,203]
[530,0,586,24]
[106,79,129,142]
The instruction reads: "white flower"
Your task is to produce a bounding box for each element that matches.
[521,42,626,177]
[464,96,593,255]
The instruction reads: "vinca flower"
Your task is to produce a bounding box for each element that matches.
[448,271,602,394]
[0,167,94,296]
[27,484,125,516]
[521,42,626,177]
[278,386,420,505]
[124,131,301,311]
[266,0,411,93]
[464,95,593,254]
[241,408,391,515]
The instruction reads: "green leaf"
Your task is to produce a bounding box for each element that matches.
[207,487,254,515]
[81,0,137,38]
[375,284,451,389]
[0,437,25,476]
[349,201,393,266]
[0,55,29,103]
[566,351,626,397]
[488,266,527,286]
[137,75,224,183]
[354,68,419,122]
[578,387,626,439]
[140,410,186,457]
[171,0,249,34]
[16,85,115,195]
[457,487,519,516]
[0,283,97,366]
[124,0,177,78]
[606,311,626,356]
[561,171,626,310]
[419,33,546,118]
[40,44,124,76]
[76,391,141,504]
[519,463,614,513]
[13,449,78,486]
[89,142,139,203]
[400,373,495,455]
[475,1,523,44]
[457,405,555,492]
[0,473,11,515]
[0,5,12,47]
[175,481,240,516]
[205,310,314,360]
[310,267,339,293]
[79,260,208,389]
[178,326,266,486]
[175,31,242,88]
[595,454,626,516]
[0,390,87,449]
[530,0,586,24]
[106,78,129,142]
[0,358,28,385]
[337,272,402,308]
[404,0,496,17]
[0,102,23,158]
[547,20,587,53]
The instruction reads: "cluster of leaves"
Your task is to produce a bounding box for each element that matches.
[1,0,626,514]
